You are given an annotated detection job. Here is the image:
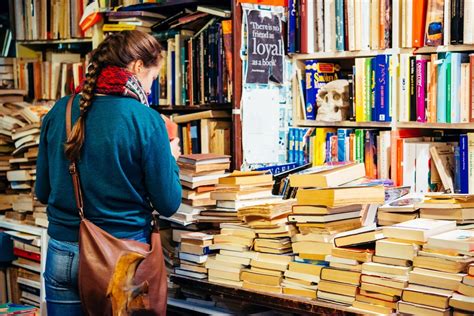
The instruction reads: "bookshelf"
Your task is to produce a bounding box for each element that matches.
[0,216,48,314]
[154,104,232,113]
[296,120,392,129]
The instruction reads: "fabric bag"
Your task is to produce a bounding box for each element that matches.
[65,95,167,315]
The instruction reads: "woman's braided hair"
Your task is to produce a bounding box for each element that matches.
[64,30,163,161]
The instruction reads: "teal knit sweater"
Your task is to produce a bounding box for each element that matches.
[35,95,181,242]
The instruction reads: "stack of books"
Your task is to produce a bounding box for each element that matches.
[376,219,457,315]
[103,11,165,33]
[417,194,474,228]
[161,154,230,226]
[290,185,385,261]
[206,223,256,287]
[237,200,295,255]
[451,263,474,314]
[377,193,423,226]
[281,259,322,299]
[0,102,51,227]
[243,252,293,294]
[174,232,214,280]
[208,171,277,222]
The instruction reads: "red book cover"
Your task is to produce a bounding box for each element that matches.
[413,0,428,47]
[13,248,41,263]
[300,0,308,53]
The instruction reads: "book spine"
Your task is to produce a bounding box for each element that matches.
[330,134,338,162]
[337,129,346,162]
[300,0,308,53]
[446,53,452,123]
[364,130,377,178]
[444,0,451,46]
[288,128,295,163]
[461,63,470,123]
[409,56,416,121]
[451,53,462,123]
[461,133,474,194]
[324,0,336,52]
[360,1,370,50]
[355,129,363,163]
[305,60,317,120]
[399,54,410,122]
[326,132,334,163]
[343,0,349,50]
[385,0,392,48]
[461,134,469,194]
[437,54,447,123]
[349,132,355,162]
[413,0,428,47]
[347,0,355,51]
[355,58,364,122]
[425,0,444,46]
[471,54,474,122]
[364,58,373,122]
[451,0,459,44]
[416,57,428,122]
[370,0,380,50]
[307,0,316,53]
[288,0,297,53]
[455,145,461,193]
[379,0,386,49]
[465,0,473,44]
[371,58,377,122]
[335,0,344,51]
[316,0,325,51]
[427,54,437,122]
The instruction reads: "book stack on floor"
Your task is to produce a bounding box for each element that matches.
[451,263,474,314]
[417,193,474,229]
[371,219,456,315]
[161,154,230,226]
[174,232,214,280]
[207,171,277,224]
[158,227,180,297]
[0,101,51,227]
[377,193,423,226]
[205,223,256,287]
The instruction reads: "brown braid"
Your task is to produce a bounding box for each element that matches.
[64,31,162,161]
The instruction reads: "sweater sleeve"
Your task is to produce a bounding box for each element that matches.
[142,119,181,217]
[35,116,51,204]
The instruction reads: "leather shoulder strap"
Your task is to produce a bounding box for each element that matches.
[65,95,85,219]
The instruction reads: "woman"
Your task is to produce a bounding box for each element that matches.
[35,31,182,315]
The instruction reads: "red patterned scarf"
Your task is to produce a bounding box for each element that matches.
[76,65,149,106]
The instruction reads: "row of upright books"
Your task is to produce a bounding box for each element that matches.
[300,54,474,124]
[289,0,474,54]
[152,20,232,107]
[398,52,474,124]
[13,0,91,41]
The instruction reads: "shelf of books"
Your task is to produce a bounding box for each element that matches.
[16,39,93,45]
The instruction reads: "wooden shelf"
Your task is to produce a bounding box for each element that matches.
[153,104,232,113]
[293,48,414,60]
[414,44,474,54]
[17,38,92,45]
[292,44,474,60]
[0,215,44,236]
[396,122,474,130]
[296,120,392,128]
[171,274,376,316]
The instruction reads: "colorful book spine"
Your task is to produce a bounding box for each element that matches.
[288,128,295,163]
[428,54,438,122]
[437,53,447,123]
[364,130,377,179]
[288,0,297,53]
[371,58,377,122]
[300,0,308,53]
[409,56,417,121]
[454,145,461,193]
[399,54,410,122]
[337,129,353,162]
[364,58,373,121]
[425,0,444,46]
[471,54,474,122]
[335,0,345,51]
[467,133,474,194]
[330,134,338,162]
[375,55,390,122]
[355,58,364,121]
[326,132,334,163]
[305,61,317,120]
[460,134,469,194]
[355,129,364,163]
[416,56,428,122]
[446,53,452,123]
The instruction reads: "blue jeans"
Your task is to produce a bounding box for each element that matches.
[44,231,150,316]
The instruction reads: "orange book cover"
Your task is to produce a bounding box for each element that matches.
[413,0,428,47]
[428,54,438,122]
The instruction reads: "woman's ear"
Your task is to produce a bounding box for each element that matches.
[127,60,145,75]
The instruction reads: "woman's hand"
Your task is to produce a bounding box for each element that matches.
[170,138,181,160]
